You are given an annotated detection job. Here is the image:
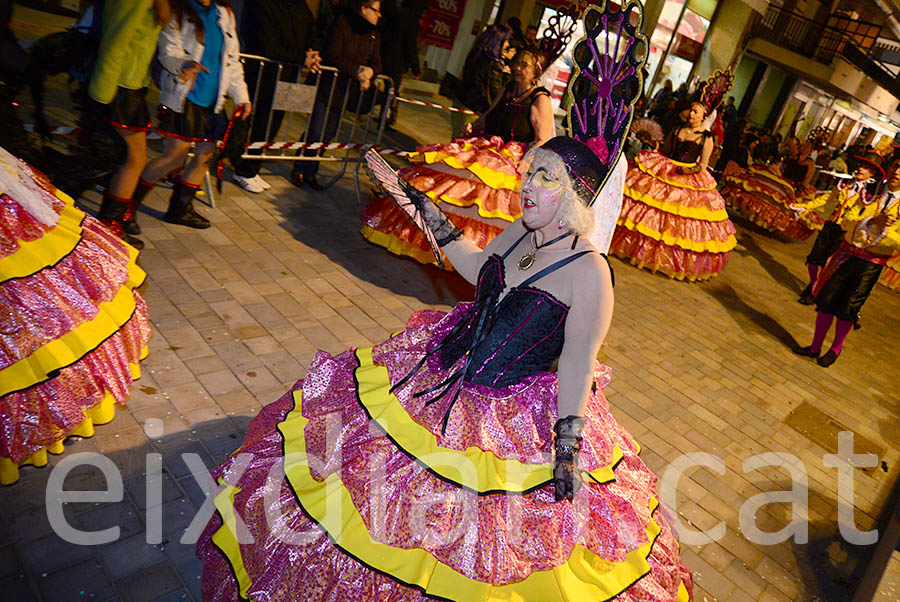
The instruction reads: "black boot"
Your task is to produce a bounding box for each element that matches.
[798,284,815,305]
[164,180,210,229]
[98,191,145,250]
[123,178,154,235]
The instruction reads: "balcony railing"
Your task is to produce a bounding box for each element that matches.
[748,6,882,65]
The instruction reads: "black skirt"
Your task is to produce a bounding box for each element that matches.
[806,221,845,267]
[106,87,152,132]
[157,100,227,143]
[815,256,883,322]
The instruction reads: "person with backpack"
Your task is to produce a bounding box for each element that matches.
[89,0,171,249]
[126,0,250,231]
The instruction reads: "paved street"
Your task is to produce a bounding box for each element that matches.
[3,8,900,602]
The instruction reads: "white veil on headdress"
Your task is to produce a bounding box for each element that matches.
[0,146,59,226]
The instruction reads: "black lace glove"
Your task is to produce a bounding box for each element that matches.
[553,416,585,502]
[404,182,463,247]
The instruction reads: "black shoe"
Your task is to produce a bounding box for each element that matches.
[817,349,839,367]
[98,191,144,249]
[792,345,820,358]
[164,181,210,229]
[290,171,305,188]
[798,285,815,305]
[853,320,861,330]
[305,174,324,191]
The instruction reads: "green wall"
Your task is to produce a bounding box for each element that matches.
[730,55,758,109]
[748,67,787,126]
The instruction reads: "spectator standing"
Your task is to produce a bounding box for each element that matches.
[125,0,251,231]
[507,16,526,49]
[456,26,512,112]
[721,96,737,131]
[232,0,320,193]
[524,24,539,51]
[291,0,382,190]
[378,0,426,126]
[89,0,171,249]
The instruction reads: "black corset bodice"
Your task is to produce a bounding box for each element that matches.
[668,128,708,163]
[484,85,550,143]
[437,255,569,388]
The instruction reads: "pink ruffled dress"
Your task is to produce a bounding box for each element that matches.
[197,236,693,601]
[0,158,151,484]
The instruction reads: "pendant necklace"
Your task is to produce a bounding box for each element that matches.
[518,231,572,270]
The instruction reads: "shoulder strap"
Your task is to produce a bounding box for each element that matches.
[501,230,531,260]
[519,250,593,288]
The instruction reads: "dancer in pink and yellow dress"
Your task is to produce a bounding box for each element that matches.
[609,70,737,281]
[196,5,693,600]
[361,45,556,269]
[721,140,824,240]
[0,147,152,484]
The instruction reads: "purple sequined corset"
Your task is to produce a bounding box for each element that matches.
[437,254,568,388]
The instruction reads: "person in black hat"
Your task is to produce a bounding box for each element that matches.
[797,152,882,304]
[795,156,900,366]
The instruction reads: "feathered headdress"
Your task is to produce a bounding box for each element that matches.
[541,0,647,252]
[537,8,579,71]
[699,69,734,113]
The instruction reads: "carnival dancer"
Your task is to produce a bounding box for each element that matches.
[794,157,900,366]
[721,140,824,240]
[89,0,171,249]
[0,146,152,484]
[360,43,557,269]
[123,0,251,232]
[197,5,693,600]
[608,70,737,281]
[797,153,881,304]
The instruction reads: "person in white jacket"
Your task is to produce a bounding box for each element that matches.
[125,0,250,231]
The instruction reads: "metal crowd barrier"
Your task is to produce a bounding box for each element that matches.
[237,54,394,199]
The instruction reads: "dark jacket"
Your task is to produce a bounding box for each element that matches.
[379,0,425,83]
[457,56,507,114]
[241,0,315,64]
[324,12,381,77]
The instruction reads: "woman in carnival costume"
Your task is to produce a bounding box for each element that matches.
[795,156,900,366]
[721,134,825,241]
[0,147,152,484]
[120,0,251,233]
[359,17,572,269]
[196,4,693,600]
[797,153,881,305]
[608,70,737,281]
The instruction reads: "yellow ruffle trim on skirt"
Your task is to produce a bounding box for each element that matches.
[0,188,84,283]
[0,347,147,486]
[623,187,730,221]
[353,347,623,493]
[616,217,737,254]
[0,244,146,397]
[633,157,717,191]
[210,390,687,602]
[427,190,519,222]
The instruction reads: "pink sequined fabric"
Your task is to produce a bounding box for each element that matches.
[197,309,693,601]
[0,183,152,462]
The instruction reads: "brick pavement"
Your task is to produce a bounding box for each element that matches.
[3,15,900,600]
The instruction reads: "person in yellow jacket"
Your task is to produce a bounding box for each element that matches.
[88,0,171,250]
[794,156,900,366]
[796,152,882,304]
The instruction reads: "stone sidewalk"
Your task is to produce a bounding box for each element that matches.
[2,64,899,602]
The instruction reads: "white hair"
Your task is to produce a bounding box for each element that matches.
[521,147,595,235]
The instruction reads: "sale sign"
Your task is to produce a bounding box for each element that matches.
[419,0,469,50]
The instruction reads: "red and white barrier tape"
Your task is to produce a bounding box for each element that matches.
[394,97,476,115]
[245,140,410,155]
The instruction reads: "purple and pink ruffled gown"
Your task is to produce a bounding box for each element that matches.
[197,236,693,601]
[0,151,151,484]
[609,135,737,281]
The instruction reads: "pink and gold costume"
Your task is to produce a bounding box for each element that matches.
[197,246,692,601]
[609,148,737,281]
[720,164,824,240]
[362,136,526,269]
[0,156,151,484]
